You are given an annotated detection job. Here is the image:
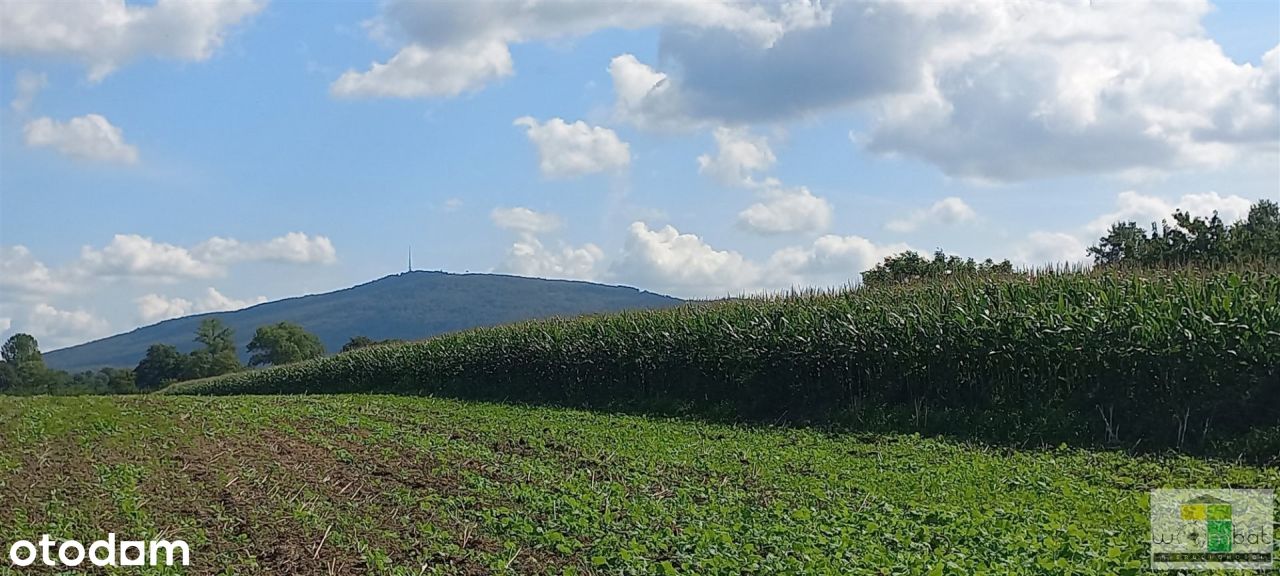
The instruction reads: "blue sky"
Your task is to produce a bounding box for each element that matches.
[1,0,1277,349]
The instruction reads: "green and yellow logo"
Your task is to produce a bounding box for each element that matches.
[1150,488,1274,570]
[1180,495,1233,553]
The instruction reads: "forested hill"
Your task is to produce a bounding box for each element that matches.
[44,271,682,372]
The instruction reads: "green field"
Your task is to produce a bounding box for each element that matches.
[169,270,1280,461]
[1,395,1275,575]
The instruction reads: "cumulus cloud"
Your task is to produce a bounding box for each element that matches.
[20,303,110,349]
[491,207,601,281]
[331,41,513,98]
[885,197,977,233]
[1085,190,1255,234]
[737,186,832,235]
[613,3,920,129]
[499,236,604,281]
[76,234,219,281]
[697,127,776,188]
[864,2,1280,180]
[608,222,912,295]
[335,0,824,100]
[23,114,139,164]
[70,232,336,283]
[695,125,832,236]
[513,116,630,178]
[333,1,1275,179]
[192,232,337,265]
[1015,232,1089,267]
[136,287,267,323]
[0,0,263,81]
[612,222,761,296]
[0,245,71,298]
[609,54,690,130]
[768,234,911,287]
[603,1,1278,179]
[9,70,46,112]
[491,207,562,235]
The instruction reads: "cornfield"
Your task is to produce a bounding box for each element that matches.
[167,268,1280,460]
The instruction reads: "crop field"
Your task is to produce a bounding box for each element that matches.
[1,394,1276,575]
[169,270,1280,460]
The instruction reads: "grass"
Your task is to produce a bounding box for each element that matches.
[167,269,1280,460]
[1,394,1276,575]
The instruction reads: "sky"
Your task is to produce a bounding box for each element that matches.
[0,0,1277,351]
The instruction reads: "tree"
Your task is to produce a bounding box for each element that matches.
[341,336,376,353]
[862,250,1014,287]
[195,318,236,356]
[247,322,325,367]
[188,318,241,378]
[1087,222,1155,266]
[135,344,187,392]
[1230,199,1280,261]
[2,333,43,369]
[102,367,137,395]
[1088,200,1280,267]
[0,362,18,393]
[2,333,48,393]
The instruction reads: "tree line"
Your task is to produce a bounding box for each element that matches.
[0,319,394,396]
[863,199,1279,285]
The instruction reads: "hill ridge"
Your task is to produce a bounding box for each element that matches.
[44,271,681,372]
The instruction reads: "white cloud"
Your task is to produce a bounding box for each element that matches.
[603,1,1277,179]
[72,232,335,283]
[337,1,824,100]
[513,116,630,178]
[490,207,600,281]
[21,303,110,349]
[609,53,690,130]
[0,245,71,298]
[694,125,830,237]
[864,2,1280,180]
[10,70,46,112]
[885,197,977,233]
[491,207,562,235]
[1086,190,1255,234]
[737,186,832,235]
[331,41,514,99]
[612,222,761,296]
[76,234,218,281]
[134,294,191,324]
[608,3,924,128]
[768,234,911,287]
[697,127,776,188]
[441,198,464,212]
[192,232,337,265]
[1015,232,1088,267]
[136,287,267,323]
[499,236,603,282]
[23,114,139,164]
[0,317,10,333]
[0,0,264,81]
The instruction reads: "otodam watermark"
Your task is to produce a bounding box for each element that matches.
[4,534,189,568]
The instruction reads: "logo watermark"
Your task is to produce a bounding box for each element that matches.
[1150,489,1274,570]
[5,534,189,568]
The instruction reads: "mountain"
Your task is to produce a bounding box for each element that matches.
[44,271,682,373]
